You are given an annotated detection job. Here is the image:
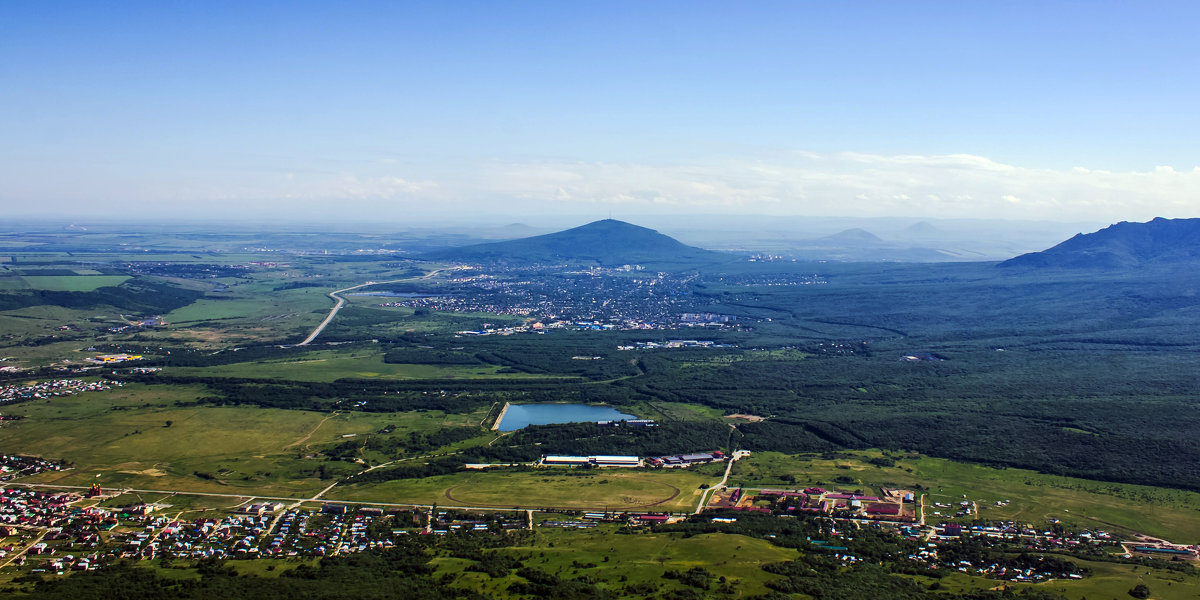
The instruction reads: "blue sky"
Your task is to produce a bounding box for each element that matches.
[2,1,1198,222]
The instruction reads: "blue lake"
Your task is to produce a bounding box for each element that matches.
[496,403,637,431]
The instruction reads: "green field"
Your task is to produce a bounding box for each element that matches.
[20,275,130,291]
[434,528,797,598]
[728,450,1200,543]
[926,557,1200,600]
[332,468,713,512]
[166,349,555,381]
[2,383,490,497]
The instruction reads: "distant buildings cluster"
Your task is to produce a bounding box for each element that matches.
[0,379,119,405]
[707,486,918,523]
[0,456,65,482]
[539,448,725,469]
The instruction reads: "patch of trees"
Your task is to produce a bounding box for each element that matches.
[18,543,476,600]
[128,372,632,416]
[473,347,637,379]
[0,277,202,313]
[507,567,615,599]
[273,281,328,291]
[383,348,482,365]
[662,567,714,590]
[123,263,251,279]
[762,555,1066,600]
[128,374,528,413]
[327,427,482,461]
[652,511,917,563]
[349,456,469,483]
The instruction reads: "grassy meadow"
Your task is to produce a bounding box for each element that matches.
[434,528,797,598]
[1,383,489,497]
[332,468,712,512]
[20,275,131,291]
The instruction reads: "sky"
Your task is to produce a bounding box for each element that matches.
[2,1,1198,224]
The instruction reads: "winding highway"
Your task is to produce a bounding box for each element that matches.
[296,269,442,346]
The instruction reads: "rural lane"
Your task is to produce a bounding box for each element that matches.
[694,450,750,514]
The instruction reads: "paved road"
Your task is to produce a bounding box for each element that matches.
[297,269,442,346]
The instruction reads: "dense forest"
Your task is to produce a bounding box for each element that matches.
[0,277,203,313]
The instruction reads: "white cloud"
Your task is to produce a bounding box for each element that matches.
[452,152,1200,221]
[4,150,1198,222]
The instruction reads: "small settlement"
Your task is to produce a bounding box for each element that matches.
[1,471,1198,585]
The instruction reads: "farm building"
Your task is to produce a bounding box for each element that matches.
[541,455,641,467]
[542,456,591,466]
[592,455,641,467]
[632,514,671,524]
[864,503,902,516]
[648,451,724,467]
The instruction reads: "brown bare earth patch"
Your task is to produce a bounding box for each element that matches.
[113,461,168,477]
[725,413,766,422]
[119,468,167,477]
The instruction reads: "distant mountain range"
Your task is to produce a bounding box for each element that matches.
[779,227,961,262]
[901,221,944,238]
[422,217,1200,268]
[820,228,884,244]
[1001,217,1200,268]
[423,219,727,267]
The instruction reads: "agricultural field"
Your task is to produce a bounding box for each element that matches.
[331,468,712,512]
[19,275,131,291]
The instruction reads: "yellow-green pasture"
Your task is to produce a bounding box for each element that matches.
[332,468,714,512]
[20,275,131,291]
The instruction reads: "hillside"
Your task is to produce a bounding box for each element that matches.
[423,219,727,267]
[1001,217,1200,268]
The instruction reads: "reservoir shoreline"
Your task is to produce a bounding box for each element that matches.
[494,403,638,432]
[491,402,510,431]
